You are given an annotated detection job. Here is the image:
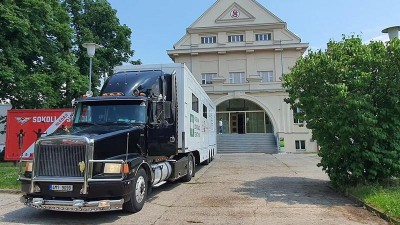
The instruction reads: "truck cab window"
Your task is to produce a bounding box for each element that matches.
[74,101,147,125]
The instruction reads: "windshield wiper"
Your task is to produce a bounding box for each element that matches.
[100,121,131,126]
[74,122,97,126]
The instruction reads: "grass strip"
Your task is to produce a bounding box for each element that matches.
[0,162,20,190]
[349,184,400,221]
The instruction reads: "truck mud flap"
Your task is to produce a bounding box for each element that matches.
[169,156,188,180]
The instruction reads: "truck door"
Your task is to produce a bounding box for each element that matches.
[147,101,177,157]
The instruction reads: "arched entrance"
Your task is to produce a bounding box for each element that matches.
[216,99,273,134]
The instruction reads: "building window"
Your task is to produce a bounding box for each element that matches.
[228,35,244,43]
[258,71,274,82]
[192,94,199,113]
[201,36,216,44]
[203,104,208,118]
[295,140,306,151]
[202,73,217,84]
[229,72,246,84]
[255,33,272,41]
[293,108,303,124]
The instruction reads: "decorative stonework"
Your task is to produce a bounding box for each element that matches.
[216,3,255,23]
[230,8,240,19]
[247,75,262,83]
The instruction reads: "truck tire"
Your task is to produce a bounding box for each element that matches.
[201,158,210,165]
[182,154,194,182]
[123,168,147,213]
[201,152,210,165]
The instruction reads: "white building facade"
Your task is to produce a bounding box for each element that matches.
[167,0,318,153]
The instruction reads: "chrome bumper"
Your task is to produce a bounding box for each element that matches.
[21,196,124,212]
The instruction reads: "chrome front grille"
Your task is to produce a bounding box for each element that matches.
[35,143,86,177]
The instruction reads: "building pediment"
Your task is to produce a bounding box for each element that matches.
[189,0,283,29]
[215,3,255,23]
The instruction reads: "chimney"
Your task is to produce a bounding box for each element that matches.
[382,26,400,40]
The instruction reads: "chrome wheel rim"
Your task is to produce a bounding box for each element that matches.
[135,176,146,203]
[188,158,193,176]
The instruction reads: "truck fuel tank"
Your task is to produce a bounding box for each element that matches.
[151,162,172,186]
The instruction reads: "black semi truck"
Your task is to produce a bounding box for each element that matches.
[19,63,217,213]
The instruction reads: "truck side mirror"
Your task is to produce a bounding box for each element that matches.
[164,102,171,119]
[149,101,162,126]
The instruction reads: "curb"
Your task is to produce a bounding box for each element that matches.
[346,194,400,225]
[328,185,400,225]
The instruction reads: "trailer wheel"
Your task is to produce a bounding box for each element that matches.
[201,152,210,165]
[123,168,147,213]
[182,154,194,182]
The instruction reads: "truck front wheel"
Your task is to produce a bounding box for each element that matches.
[123,168,147,213]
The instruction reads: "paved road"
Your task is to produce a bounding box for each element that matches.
[0,154,387,225]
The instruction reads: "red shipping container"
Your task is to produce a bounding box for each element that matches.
[5,109,73,161]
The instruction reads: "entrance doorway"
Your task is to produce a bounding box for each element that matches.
[230,113,245,134]
[217,99,274,134]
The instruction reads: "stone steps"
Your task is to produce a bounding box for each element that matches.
[217,134,277,154]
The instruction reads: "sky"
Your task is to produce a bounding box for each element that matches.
[107,0,400,64]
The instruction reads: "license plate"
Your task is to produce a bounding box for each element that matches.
[50,184,73,192]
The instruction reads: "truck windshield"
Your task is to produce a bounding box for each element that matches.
[74,100,147,125]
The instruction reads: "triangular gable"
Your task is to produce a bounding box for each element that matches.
[215,3,255,23]
[189,0,283,29]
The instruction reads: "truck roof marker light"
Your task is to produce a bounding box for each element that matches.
[102,92,124,96]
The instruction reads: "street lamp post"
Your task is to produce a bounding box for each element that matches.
[82,43,102,97]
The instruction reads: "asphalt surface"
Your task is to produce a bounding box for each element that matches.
[0,154,388,225]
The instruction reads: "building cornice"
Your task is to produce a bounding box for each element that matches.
[167,43,309,58]
[202,82,287,94]
[187,23,286,34]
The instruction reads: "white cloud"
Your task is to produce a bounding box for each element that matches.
[365,34,389,43]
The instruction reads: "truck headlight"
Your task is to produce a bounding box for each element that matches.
[103,163,129,174]
[104,163,122,174]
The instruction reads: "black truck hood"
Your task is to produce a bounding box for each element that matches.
[50,124,144,141]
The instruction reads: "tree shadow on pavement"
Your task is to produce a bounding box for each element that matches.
[234,176,356,206]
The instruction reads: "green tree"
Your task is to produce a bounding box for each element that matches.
[62,0,135,94]
[0,0,86,108]
[282,36,400,187]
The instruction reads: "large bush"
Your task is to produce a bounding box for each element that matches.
[282,36,400,187]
